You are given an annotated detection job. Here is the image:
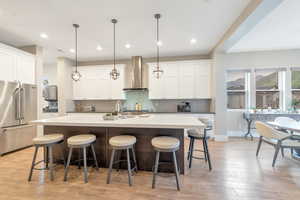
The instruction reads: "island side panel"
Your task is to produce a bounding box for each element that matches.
[108,127,185,174]
[44,126,185,174]
[44,126,108,167]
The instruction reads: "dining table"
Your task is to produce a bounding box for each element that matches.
[267,121,300,160]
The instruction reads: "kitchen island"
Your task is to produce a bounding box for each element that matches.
[32,114,205,174]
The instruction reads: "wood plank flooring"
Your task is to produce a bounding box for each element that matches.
[0,138,299,200]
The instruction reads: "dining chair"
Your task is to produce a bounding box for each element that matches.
[255,121,300,167]
[274,117,300,156]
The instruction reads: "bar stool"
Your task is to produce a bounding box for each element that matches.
[28,134,64,182]
[187,124,212,171]
[107,135,137,186]
[151,136,180,191]
[64,134,99,183]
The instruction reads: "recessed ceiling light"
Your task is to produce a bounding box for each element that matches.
[157,40,163,46]
[125,43,131,49]
[96,45,103,51]
[40,33,48,39]
[190,38,197,44]
[69,48,75,53]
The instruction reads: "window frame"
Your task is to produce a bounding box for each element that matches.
[226,70,250,110]
[254,68,285,110]
[291,68,300,110]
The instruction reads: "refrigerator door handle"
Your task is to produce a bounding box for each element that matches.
[20,87,25,120]
[14,87,20,120]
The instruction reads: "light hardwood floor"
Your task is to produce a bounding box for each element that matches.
[0,138,299,200]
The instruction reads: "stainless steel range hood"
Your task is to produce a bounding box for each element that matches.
[123,56,147,90]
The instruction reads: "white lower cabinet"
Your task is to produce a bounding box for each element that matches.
[148,60,212,99]
[73,65,125,100]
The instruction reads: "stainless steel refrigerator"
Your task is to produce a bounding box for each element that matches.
[0,80,37,155]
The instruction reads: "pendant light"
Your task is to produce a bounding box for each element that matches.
[110,19,120,80]
[153,13,163,79]
[71,24,81,81]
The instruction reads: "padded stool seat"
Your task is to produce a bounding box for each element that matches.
[151,136,180,150]
[187,129,205,138]
[67,134,96,146]
[33,134,64,145]
[109,135,136,147]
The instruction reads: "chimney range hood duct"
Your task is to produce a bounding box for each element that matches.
[123,56,147,90]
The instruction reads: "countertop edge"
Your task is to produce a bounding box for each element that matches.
[66,111,215,114]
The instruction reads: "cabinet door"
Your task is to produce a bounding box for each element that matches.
[179,63,195,99]
[97,68,111,99]
[195,61,211,98]
[0,48,16,81]
[148,64,164,99]
[110,65,125,99]
[16,54,35,84]
[162,63,179,99]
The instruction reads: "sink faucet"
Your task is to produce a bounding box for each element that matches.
[115,101,122,113]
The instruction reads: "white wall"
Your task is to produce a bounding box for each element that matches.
[43,63,57,85]
[213,49,300,137]
[57,57,74,115]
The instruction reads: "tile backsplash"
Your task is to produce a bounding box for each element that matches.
[73,90,212,113]
[123,90,155,111]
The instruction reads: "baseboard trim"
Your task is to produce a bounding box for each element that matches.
[214,135,228,142]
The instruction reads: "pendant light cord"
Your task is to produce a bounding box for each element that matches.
[75,26,78,72]
[156,16,159,70]
[73,24,79,72]
[113,21,116,70]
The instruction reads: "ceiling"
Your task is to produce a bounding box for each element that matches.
[0,0,250,63]
[229,0,300,53]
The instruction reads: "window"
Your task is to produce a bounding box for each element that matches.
[255,69,280,109]
[227,70,249,109]
[291,69,300,109]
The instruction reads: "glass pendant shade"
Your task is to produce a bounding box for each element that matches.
[153,68,164,79]
[71,71,81,81]
[110,68,120,80]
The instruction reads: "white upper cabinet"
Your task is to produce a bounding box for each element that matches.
[179,62,195,99]
[73,65,125,100]
[148,60,212,99]
[0,43,35,84]
[16,54,35,84]
[194,60,211,98]
[0,47,16,81]
[163,63,180,99]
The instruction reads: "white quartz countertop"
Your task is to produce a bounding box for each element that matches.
[31,114,205,129]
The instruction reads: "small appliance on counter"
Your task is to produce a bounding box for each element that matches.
[43,85,58,112]
[177,101,191,112]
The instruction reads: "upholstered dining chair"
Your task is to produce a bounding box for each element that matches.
[255,121,300,167]
[274,117,300,156]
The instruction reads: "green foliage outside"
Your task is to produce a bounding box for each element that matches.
[292,71,300,89]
